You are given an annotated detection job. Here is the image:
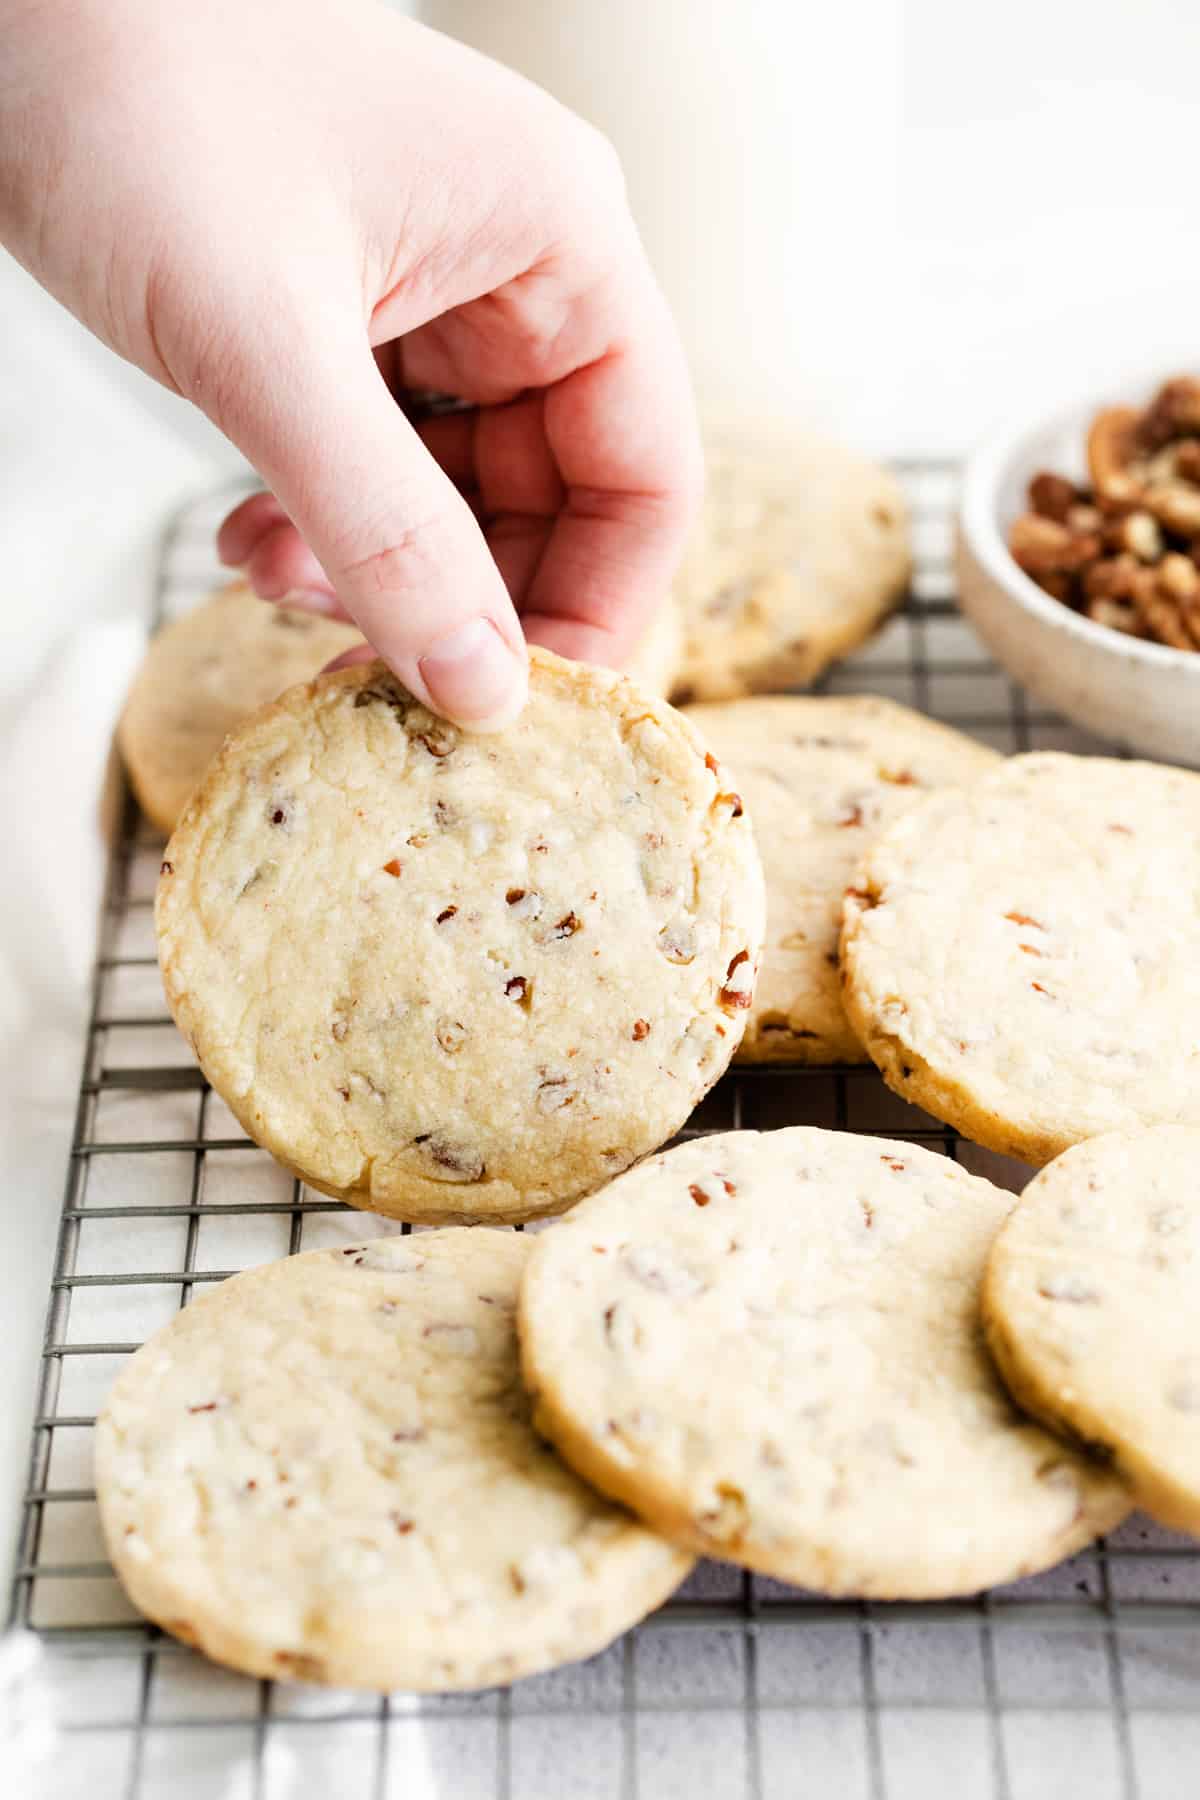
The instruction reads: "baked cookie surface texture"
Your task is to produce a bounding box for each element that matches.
[520,1127,1129,1597]
[96,1231,692,1691]
[841,752,1200,1164]
[119,582,362,833]
[671,440,911,702]
[157,651,764,1222]
[684,696,997,1062]
[985,1125,1200,1533]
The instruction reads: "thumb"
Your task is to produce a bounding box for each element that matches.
[221,324,528,729]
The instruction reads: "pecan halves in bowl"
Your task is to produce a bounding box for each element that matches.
[1087,396,1200,535]
[1008,515,1101,581]
[1152,554,1200,647]
[1087,407,1141,508]
[1011,376,1200,651]
[1137,375,1200,449]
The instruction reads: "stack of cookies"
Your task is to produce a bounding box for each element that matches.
[100,1108,1200,1691]
[107,647,764,1689]
[100,442,1200,1695]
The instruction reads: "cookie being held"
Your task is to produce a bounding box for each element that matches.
[519,1128,1128,1597]
[671,439,911,703]
[684,697,997,1063]
[984,1126,1200,1535]
[156,650,764,1223]
[841,753,1200,1164]
[96,1231,691,1691]
[118,582,363,834]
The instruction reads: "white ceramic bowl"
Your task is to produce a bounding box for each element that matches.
[956,390,1200,766]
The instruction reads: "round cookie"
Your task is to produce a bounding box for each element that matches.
[670,439,911,703]
[984,1126,1200,1534]
[841,752,1200,1166]
[118,583,363,834]
[683,696,998,1063]
[519,1128,1129,1597]
[625,596,683,698]
[96,1231,691,1691]
[157,649,764,1224]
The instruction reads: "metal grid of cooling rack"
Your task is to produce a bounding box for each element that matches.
[10,464,1200,1800]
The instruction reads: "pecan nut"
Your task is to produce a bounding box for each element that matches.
[1010,375,1200,651]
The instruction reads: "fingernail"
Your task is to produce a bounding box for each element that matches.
[419,618,527,730]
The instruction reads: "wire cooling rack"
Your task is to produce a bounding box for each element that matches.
[10,465,1200,1800]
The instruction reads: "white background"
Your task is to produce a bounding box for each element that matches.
[2,0,1200,1563]
[424,0,1200,452]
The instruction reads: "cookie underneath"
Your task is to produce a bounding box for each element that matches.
[520,1128,1129,1597]
[841,752,1200,1164]
[156,649,764,1223]
[96,1231,691,1691]
[984,1125,1200,1534]
[670,440,911,703]
[683,696,996,1063]
[118,583,362,834]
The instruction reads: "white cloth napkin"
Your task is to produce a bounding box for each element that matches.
[0,254,240,1569]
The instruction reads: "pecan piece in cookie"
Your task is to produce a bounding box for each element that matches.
[718,948,755,1011]
[411,1134,485,1184]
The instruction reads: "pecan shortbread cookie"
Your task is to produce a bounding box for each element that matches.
[841,753,1200,1165]
[157,650,764,1223]
[96,1231,691,1691]
[984,1126,1200,1534]
[519,1129,1128,1596]
[683,697,997,1063]
[670,440,911,703]
[118,583,363,834]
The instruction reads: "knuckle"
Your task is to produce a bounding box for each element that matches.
[334,509,458,599]
[544,112,627,214]
[574,120,626,193]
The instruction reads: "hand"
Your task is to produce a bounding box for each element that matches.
[0,0,701,725]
